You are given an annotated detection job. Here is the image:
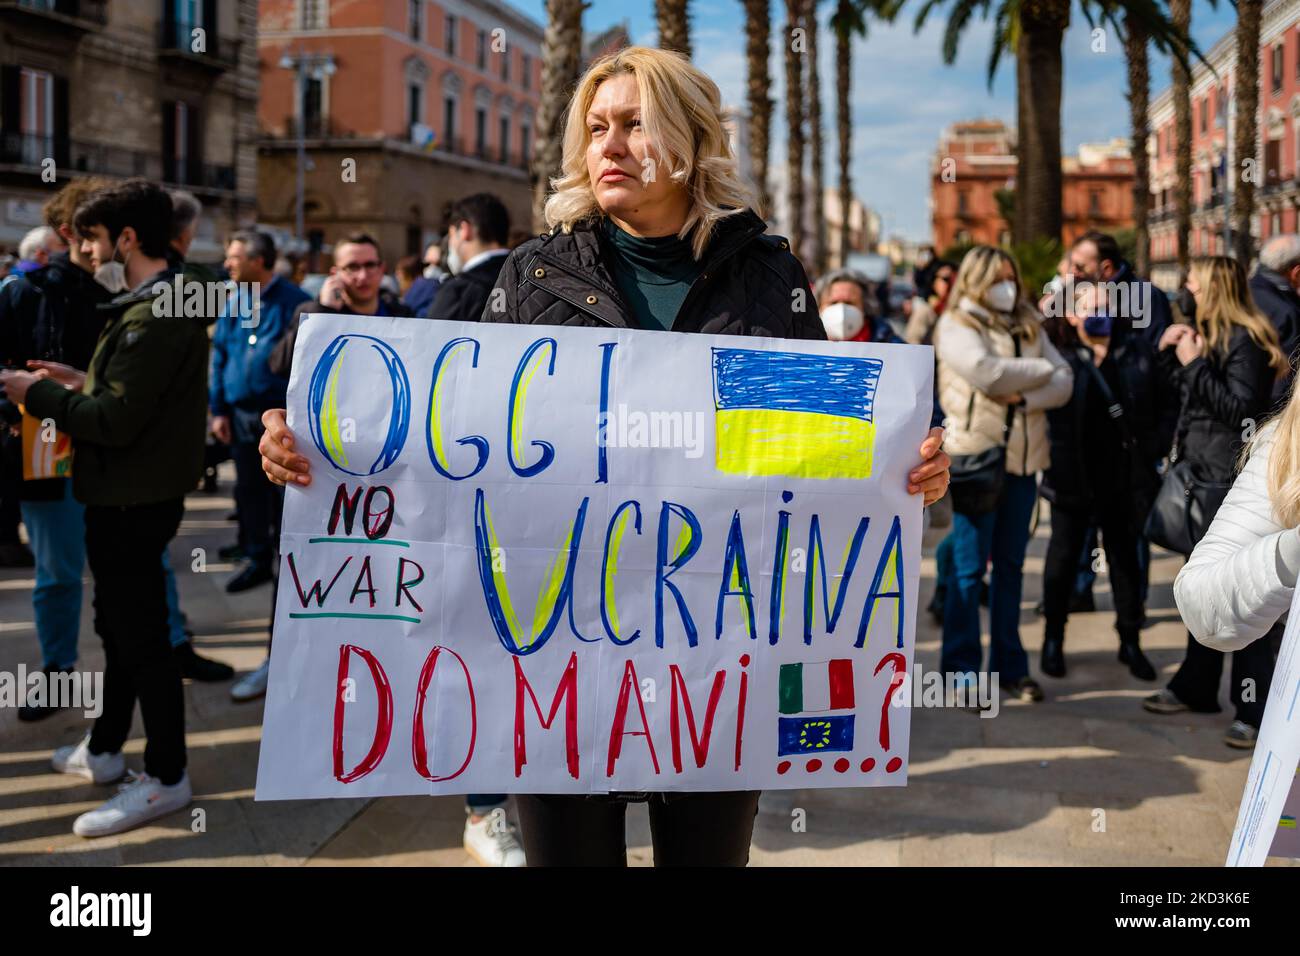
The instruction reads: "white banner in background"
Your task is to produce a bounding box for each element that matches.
[255,314,933,798]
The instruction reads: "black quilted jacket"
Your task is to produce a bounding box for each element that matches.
[478,209,827,339]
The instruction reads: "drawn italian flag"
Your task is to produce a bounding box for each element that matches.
[778,659,855,714]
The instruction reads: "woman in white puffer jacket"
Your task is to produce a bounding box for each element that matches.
[1172,412,1295,745]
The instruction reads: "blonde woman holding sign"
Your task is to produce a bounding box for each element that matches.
[260,46,951,866]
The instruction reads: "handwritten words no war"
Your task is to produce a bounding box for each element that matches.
[255,315,934,798]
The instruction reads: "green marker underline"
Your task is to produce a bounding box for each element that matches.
[289,612,421,624]
[307,537,410,547]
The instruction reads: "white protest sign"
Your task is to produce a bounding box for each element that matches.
[1225,585,1300,865]
[255,314,933,798]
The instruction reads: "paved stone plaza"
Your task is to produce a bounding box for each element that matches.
[0,472,1288,866]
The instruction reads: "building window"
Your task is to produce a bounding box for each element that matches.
[1267,138,1282,184]
[163,100,201,185]
[302,74,323,137]
[1274,211,1282,234]
[300,0,326,29]
[1216,87,1226,127]
[1089,190,1102,217]
[520,123,530,165]
[499,115,510,163]
[521,53,531,91]
[1274,42,1284,94]
[445,14,457,56]
[1200,97,1208,134]
[476,29,487,70]
[408,83,423,136]
[408,0,421,41]
[501,49,510,82]
[475,106,487,157]
[17,67,56,165]
[957,190,968,215]
[443,96,457,147]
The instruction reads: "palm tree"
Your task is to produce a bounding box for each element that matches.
[657,0,692,57]
[1233,0,1262,264]
[806,0,828,274]
[1012,0,1070,243]
[744,0,774,218]
[912,0,1195,246]
[832,1,859,267]
[1124,13,1151,276]
[784,0,806,255]
[531,0,586,232]
[1170,0,1192,278]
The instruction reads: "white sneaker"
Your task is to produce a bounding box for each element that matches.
[72,771,192,838]
[231,658,271,702]
[52,735,126,785]
[463,808,526,866]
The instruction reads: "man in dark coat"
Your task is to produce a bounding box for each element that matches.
[1250,234,1300,408]
[428,193,512,323]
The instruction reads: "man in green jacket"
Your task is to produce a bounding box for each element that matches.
[0,178,208,837]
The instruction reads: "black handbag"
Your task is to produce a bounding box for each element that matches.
[1143,402,1232,556]
[949,401,1016,516]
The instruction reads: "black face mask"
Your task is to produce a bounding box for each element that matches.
[1175,287,1197,323]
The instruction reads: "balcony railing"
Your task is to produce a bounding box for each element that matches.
[0,132,235,192]
[264,122,531,172]
[0,0,107,28]
[157,20,238,70]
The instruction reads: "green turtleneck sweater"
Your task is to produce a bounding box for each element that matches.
[601,218,703,331]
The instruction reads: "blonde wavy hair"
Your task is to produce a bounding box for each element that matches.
[1187,257,1287,372]
[947,244,1040,343]
[542,46,755,260]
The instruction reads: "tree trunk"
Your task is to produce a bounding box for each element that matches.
[1013,0,1069,245]
[1234,0,1262,264]
[744,0,773,218]
[784,0,805,255]
[1171,0,1192,279]
[1125,15,1151,277]
[835,1,851,267]
[532,0,585,232]
[656,0,692,58]
[805,0,827,275]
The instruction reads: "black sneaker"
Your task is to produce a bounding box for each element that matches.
[175,641,234,682]
[17,666,75,722]
[226,561,273,593]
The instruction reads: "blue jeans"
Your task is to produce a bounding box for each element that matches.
[19,481,84,670]
[161,548,187,648]
[941,473,1038,684]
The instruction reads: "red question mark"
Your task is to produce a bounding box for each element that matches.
[874,652,907,750]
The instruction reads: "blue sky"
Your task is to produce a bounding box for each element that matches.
[519,0,1236,241]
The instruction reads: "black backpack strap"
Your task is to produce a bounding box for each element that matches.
[1079,353,1136,452]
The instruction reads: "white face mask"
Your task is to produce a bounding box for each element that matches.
[821,302,865,341]
[984,279,1019,314]
[92,237,129,294]
[445,231,464,275]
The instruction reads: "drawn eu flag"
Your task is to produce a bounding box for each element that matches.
[711,348,883,479]
[777,716,856,756]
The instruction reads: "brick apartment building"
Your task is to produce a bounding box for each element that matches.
[1148,0,1300,289]
[0,0,260,260]
[257,0,552,265]
[929,119,1134,253]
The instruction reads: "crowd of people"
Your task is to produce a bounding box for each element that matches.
[0,42,1297,868]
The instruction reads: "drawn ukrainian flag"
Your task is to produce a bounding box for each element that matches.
[711,348,883,479]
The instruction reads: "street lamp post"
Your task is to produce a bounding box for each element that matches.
[278,49,336,245]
